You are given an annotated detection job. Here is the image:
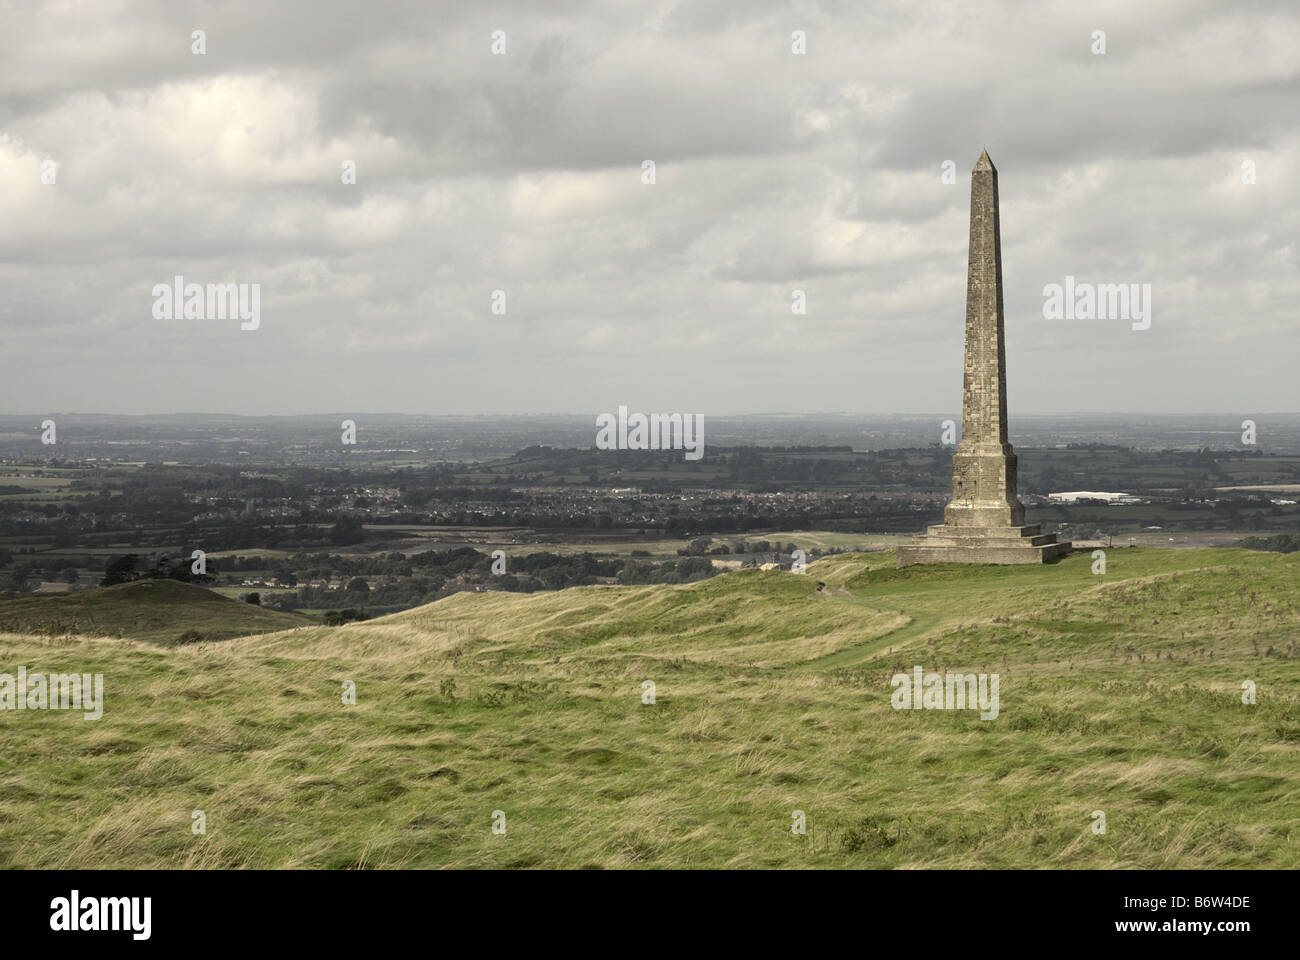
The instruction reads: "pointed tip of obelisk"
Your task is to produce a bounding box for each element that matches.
[974,148,995,172]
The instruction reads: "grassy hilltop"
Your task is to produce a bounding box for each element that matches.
[0,579,316,645]
[1,546,1297,868]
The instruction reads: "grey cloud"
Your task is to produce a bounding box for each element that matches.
[0,0,1296,418]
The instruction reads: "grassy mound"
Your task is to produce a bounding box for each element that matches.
[0,579,316,645]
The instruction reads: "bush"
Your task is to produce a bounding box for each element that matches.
[324,608,370,626]
[1237,533,1299,553]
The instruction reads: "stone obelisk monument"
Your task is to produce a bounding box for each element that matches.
[897,150,1070,566]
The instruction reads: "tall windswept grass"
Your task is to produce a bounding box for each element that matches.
[0,547,1296,868]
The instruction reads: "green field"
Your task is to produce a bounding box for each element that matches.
[0,547,1297,868]
[208,586,300,601]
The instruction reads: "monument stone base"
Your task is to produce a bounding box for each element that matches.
[896,523,1072,567]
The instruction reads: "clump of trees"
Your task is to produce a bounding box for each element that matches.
[1237,533,1300,553]
[324,609,370,626]
[101,553,214,586]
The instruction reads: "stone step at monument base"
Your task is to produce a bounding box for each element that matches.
[897,528,1072,567]
[923,523,1048,541]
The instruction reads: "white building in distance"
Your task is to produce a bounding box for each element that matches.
[1047,491,1142,504]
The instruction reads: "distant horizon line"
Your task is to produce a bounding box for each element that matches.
[4,411,1297,420]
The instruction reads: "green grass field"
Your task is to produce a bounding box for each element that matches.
[0,547,1297,868]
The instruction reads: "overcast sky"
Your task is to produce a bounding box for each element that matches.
[1,0,1296,417]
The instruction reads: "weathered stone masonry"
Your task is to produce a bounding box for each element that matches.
[897,151,1071,567]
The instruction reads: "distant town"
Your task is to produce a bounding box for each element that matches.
[0,413,1295,627]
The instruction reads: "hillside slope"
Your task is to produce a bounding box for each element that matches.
[0,547,1296,868]
[0,579,317,645]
